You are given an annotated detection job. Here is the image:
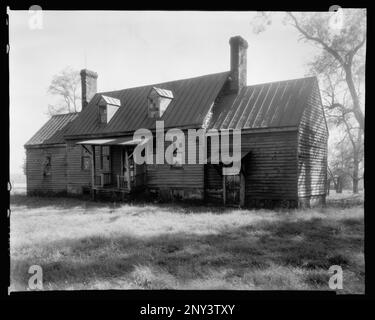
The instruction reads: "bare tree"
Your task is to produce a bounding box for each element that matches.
[251,10,366,194]
[285,10,366,130]
[318,70,364,193]
[47,67,81,115]
[328,134,363,193]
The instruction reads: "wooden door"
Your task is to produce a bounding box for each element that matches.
[225,174,240,205]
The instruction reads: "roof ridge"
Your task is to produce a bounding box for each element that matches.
[97,71,230,95]
[246,76,316,88]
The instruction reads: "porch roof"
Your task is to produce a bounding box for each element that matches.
[76,136,149,146]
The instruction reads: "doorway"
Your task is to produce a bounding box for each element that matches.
[224,174,240,205]
[224,171,245,207]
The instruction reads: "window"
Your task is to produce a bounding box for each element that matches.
[81,147,90,171]
[147,87,173,119]
[98,95,121,124]
[99,105,107,124]
[43,155,51,177]
[172,148,183,168]
[148,95,160,119]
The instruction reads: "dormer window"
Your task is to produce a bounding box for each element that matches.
[98,95,121,124]
[147,87,173,119]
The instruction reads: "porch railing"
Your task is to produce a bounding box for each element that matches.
[94,173,112,187]
[117,175,128,190]
[93,173,146,190]
[117,173,146,190]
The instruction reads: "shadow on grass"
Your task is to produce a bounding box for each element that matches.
[10,194,110,210]
[10,194,243,215]
[11,213,364,291]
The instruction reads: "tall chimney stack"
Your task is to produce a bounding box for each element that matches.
[80,69,98,111]
[229,36,248,93]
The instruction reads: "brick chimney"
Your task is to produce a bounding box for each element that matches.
[229,36,248,93]
[80,69,98,111]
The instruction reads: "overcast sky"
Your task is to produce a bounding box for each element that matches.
[9,10,319,174]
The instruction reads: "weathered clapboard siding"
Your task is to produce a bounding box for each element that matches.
[205,164,222,189]
[145,133,205,199]
[26,145,67,194]
[203,130,299,206]
[66,142,91,194]
[297,81,328,203]
[241,130,299,205]
[147,164,204,188]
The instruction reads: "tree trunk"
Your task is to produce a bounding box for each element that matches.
[352,156,360,194]
[336,176,343,193]
[345,65,365,130]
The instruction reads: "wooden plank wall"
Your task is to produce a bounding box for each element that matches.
[202,130,299,206]
[147,164,204,189]
[297,83,328,202]
[66,142,91,194]
[146,134,205,199]
[241,130,299,205]
[26,145,67,194]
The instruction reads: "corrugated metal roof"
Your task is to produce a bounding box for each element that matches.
[65,72,230,138]
[152,87,174,99]
[25,112,79,146]
[76,136,148,145]
[208,77,317,130]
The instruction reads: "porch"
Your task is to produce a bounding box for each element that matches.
[77,137,147,198]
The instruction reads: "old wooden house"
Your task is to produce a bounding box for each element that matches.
[25,35,328,208]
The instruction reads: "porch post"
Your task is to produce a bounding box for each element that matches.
[240,171,245,207]
[125,148,132,192]
[222,173,226,206]
[91,145,96,200]
[120,147,124,188]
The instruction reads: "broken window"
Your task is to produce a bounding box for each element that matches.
[81,147,90,171]
[172,148,183,168]
[147,87,173,119]
[43,155,51,177]
[98,95,121,124]
[98,105,107,124]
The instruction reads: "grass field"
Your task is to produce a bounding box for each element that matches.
[10,193,364,293]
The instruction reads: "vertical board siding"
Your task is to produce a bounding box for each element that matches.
[297,82,328,199]
[26,145,67,194]
[67,143,91,194]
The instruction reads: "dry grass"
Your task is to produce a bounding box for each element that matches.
[10,194,364,293]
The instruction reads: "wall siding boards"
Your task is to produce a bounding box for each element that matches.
[146,133,205,200]
[297,82,328,206]
[241,131,298,206]
[26,145,68,195]
[66,143,91,194]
